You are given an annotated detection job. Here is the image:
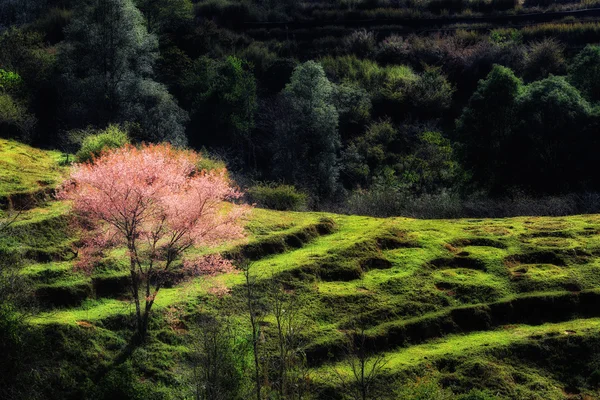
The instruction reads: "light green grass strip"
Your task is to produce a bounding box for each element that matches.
[0,138,66,198]
[314,317,600,382]
[29,215,392,325]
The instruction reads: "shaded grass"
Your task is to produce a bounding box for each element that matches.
[314,318,600,394]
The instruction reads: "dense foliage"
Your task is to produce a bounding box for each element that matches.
[5,1,600,398]
[4,0,600,212]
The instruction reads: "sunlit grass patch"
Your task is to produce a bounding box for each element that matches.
[0,138,66,199]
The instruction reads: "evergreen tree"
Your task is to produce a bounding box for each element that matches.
[456,65,522,193]
[515,75,594,192]
[273,61,341,200]
[181,56,257,162]
[60,0,187,145]
[569,44,600,104]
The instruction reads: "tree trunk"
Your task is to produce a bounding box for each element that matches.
[245,268,261,400]
[129,259,144,341]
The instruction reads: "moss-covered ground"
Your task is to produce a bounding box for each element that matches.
[4,143,600,399]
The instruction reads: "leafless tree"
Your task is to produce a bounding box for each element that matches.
[242,261,266,400]
[333,327,388,400]
[269,279,311,400]
[0,208,39,400]
[186,314,246,400]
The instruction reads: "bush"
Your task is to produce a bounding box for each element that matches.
[0,69,21,92]
[343,29,377,57]
[523,38,566,81]
[569,44,600,103]
[247,183,308,211]
[518,22,600,45]
[408,67,454,118]
[376,34,410,65]
[75,125,130,163]
[343,186,408,217]
[197,153,227,173]
[341,189,600,219]
[320,55,388,92]
[239,41,278,78]
[395,375,454,399]
[0,93,36,141]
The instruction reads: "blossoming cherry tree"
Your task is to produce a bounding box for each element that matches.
[59,143,250,340]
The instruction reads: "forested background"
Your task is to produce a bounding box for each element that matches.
[3,0,600,217]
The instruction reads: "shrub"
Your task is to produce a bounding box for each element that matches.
[320,55,388,92]
[340,118,399,188]
[239,41,278,77]
[395,375,454,399]
[376,34,410,65]
[518,22,600,45]
[343,186,408,217]
[75,125,130,163]
[569,44,600,103]
[342,185,470,218]
[343,29,377,57]
[196,152,227,173]
[247,183,308,211]
[0,93,35,141]
[342,189,600,219]
[408,67,454,118]
[381,64,419,102]
[523,38,566,81]
[0,69,21,92]
[397,131,464,194]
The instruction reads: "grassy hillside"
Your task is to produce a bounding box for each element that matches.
[0,139,66,209]
[4,143,600,399]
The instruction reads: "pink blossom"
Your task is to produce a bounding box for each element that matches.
[207,283,231,298]
[183,254,236,277]
[58,143,251,338]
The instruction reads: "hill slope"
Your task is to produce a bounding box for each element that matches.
[0,139,66,209]
[3,142,600,399]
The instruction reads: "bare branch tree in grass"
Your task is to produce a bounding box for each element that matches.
[269,278,312,400]
[241,261,266,400]
[333,327,388,400]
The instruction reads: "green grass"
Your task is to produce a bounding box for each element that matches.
[0,138,66,200]
[6,142,600,398]
[24,209,600,326]
[319,317,600,376]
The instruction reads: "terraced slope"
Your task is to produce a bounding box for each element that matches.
[4,143,600,398]
[0,139,66,209]
[8,200,600,396]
